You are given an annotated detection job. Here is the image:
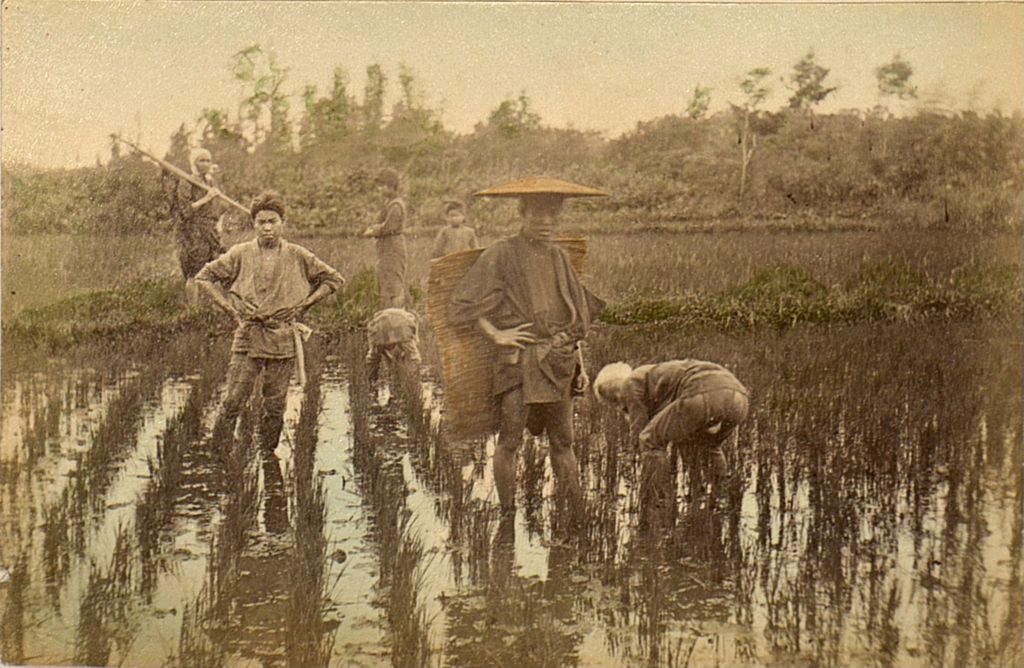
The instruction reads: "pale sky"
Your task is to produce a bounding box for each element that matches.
[3,1,1022,169]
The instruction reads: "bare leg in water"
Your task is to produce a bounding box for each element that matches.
[494,389,584,533]
[493,389,528,514]
[542,398,584,530]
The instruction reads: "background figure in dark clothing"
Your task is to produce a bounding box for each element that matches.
[166,147,226,305]
[450,177,608,523]
[362,168,408,308]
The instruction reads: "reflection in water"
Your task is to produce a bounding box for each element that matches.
[286,347,335,667]
[1,556,27,666]
[0,322,1020,667]
[74,526,139,667]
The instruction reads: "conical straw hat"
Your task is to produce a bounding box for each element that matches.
[473,176,609,198]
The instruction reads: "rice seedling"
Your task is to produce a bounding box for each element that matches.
[40,366,163,593]
[0,555,28,666]
[73,524,140,667]
[286,346,338,668]
[135,351,228,595]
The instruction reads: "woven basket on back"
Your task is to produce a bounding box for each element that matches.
[426,238,589,442]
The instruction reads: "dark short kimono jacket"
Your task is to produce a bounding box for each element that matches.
[450,233,604,404]
[172,177,224,279]
[623,360,749,435]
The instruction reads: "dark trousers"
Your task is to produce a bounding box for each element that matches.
[217,353,294,453]
[640,388,748,531]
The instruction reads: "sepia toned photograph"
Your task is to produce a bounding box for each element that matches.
[1,1,1022,666]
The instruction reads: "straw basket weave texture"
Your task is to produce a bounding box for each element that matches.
[426,238,589,442]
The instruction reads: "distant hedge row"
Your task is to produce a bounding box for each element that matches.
[4,109,1022,235]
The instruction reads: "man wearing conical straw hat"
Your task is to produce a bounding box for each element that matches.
[450,177,607,521]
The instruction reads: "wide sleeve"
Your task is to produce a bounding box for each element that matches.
[174,178,195,218]
[555,246,606,329]
[299,248,345,293]
[195,244,240,285]
[449,245,508,325]
[431,228,447,259]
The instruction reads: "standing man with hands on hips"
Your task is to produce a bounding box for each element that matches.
[196,190,345,457]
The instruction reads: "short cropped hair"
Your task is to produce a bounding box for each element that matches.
[443,200,465,215]
[376,168,401,190]
[250,190,286,220]
[593,362,633,405]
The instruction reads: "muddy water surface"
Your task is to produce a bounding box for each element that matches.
[1,323,1020,667]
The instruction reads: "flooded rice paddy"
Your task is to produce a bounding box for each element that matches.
[1,321,1020,667]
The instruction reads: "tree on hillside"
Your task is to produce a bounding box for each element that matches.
[875,53,917,103]
[686,84,712,120]
[197,109,245,145]
[164,124,192,168]
[300,66,356,148]
[386,63,445,151]
[480,92,542,139]
[732,67,773,198]
[230,44,292,152]
[398,62,417,111]
[873,53,918,158]
[363,63,387,133]
[787,49,837,127]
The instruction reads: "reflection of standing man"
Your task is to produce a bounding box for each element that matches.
[168,148,226,305]
[362,168,408,308]
[197,191,344,456]
[449,177,607,520]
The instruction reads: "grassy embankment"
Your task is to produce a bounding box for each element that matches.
[2,229,1020,349]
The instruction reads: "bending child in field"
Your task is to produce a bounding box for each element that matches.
[366,307,422,399]
[593,359,749,530]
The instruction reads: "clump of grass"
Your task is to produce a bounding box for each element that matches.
[600,262,1021,329]
[843,260,932,320]
[601,293,680,326]
[950,263,1022,315]
[287,349,339,667]
[5,243,1020,351]
[312,266,424,331]
[2,279,209,348]
[313,267,380,330]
